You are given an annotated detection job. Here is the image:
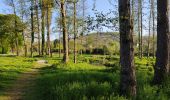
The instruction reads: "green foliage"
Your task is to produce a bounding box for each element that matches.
[0,14,24,54]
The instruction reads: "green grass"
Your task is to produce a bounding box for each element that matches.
[0,54,170,100]
[0,56,36,94]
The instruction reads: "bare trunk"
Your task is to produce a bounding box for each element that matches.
[41,0,45,56]
[61,1,69,63]
[153,0,169,84]
[31,1,34,57]
[119,0,136,96]
[46,7,51,57]
[36,0,41,56]
[151,0,155,58]
[147,1,152,58]
[138,0,141,58]
[73,2,77,63]
[140,0,143,58]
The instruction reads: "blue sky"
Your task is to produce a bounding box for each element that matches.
[0,0,114,16]
[0,0,115,40]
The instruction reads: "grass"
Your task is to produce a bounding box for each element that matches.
[0,54,170,100]
[25,61,123,100]
[0,55,37,94]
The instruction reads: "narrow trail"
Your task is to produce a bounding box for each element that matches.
[0,61,50,100]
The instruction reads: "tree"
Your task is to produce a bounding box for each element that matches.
[30,0,34,57]
[119,0,136,96]
[0,14,24,54]
[151,0,155,58]
[61,0,69,63]
[147,0,152,58]
[17,0,28,57]
[35,0,41,56]
[6,0,20,56]
[153,0,169,84]
[45,0,53,57]
[40,0,46,56]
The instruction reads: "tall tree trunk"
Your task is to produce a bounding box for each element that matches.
[61,1,69,63]
[147,1,152,58]
[46,7,52,57]
[140,0,143,58]
[41,0,45,56]
[119,0,136,96]
[36,0,41,56]
[153,0,169,84]
[31,0,34,57]
[138,0,141,58]
[73,2,77,63]
[151,0,155,58]
[11,0,19,56]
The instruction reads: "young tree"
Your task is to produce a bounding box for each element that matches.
[153,0,169,84]
[119,0,136,96]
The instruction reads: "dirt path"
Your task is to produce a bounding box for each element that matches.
[0,62,49,100]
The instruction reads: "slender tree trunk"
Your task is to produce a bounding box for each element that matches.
[119,0,136,96]
[31,0,34,57]
[147,1,152,58]
[41,0,45,56]
[11,0,19,56]
[151,0,155,58]
[138,0,141,58]
[61,1,69,63]
[59,32,61,58]
[46,7,51,57]
[153,0,169,84]
[36,0,41,56]
[73,2,77,63]
[140,0,143,58]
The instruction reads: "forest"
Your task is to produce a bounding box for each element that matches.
[0,0,169,100]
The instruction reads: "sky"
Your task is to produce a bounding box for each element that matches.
[0,0,158,40]
[0,0,116,40]
[0,0,114,14]
[0,0,115,40]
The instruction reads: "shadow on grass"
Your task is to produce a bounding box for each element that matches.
[25,65,121,100]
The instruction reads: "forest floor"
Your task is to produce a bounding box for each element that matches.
[0,59,50,100]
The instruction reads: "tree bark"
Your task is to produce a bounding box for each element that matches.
[140,0,143,58]
[119,0,136,97]
[61,1,69,63]
[147,1,152,58]
[137,0,141,59]
[46,7,52,57]
[31,0,34,57]
[153,0,169,84]
[73,2,77,63]
[41,0,45,56]
[151,0,155,58]
[35,0,41,56]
